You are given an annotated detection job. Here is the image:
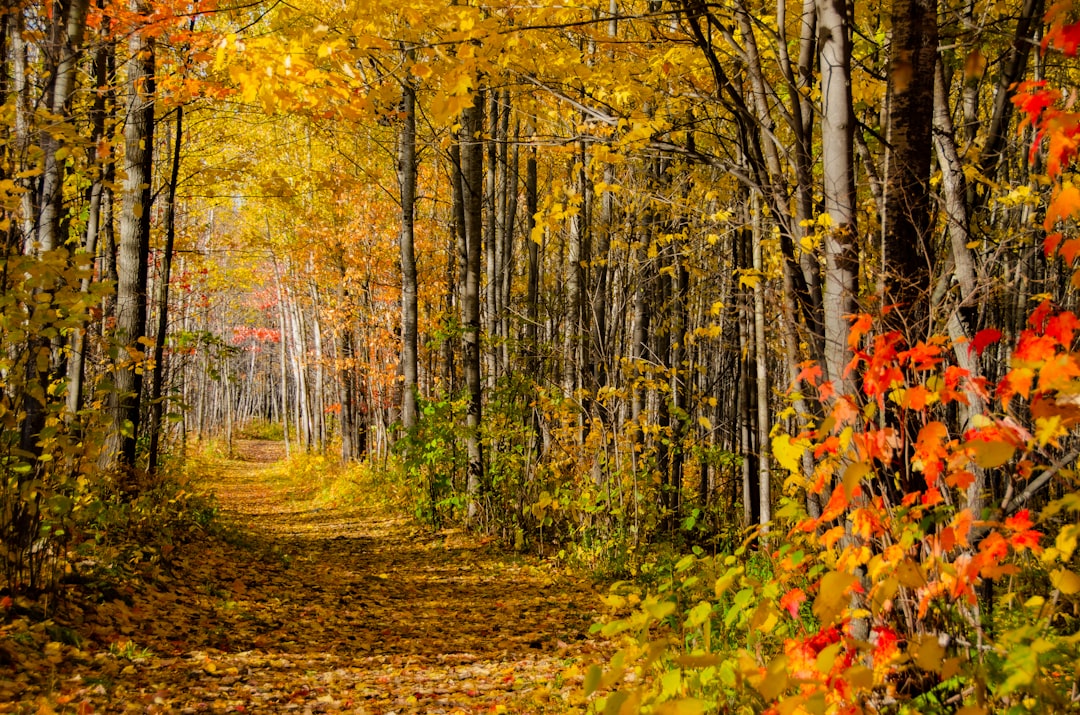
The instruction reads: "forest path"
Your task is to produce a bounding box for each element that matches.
[2,440,606,714]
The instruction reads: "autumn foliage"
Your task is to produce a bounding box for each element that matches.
[585,16,1080,712]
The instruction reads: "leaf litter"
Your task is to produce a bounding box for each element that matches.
[1,440,608,714]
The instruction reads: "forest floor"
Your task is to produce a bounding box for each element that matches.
[1,440,610,714]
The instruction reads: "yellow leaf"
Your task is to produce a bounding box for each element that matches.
[1056,524,1079,560]
[656,699,708,715]
[583,664,602,696]
[813,571,857,625]
[844,664,874,690]
[697,416,712,431]
[756,655,790,701]
[750,601,778,633]
[449,72,473,96]
[771,434,807,473]
[967,439,1015,468]
[738,271,760,289]
[1051,568,1080,595]
[410,63,432,79]
[914,636,945,672]
[842,461,870,498]
[815,642,843,673]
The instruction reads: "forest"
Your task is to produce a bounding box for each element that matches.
[2,0,1080,711]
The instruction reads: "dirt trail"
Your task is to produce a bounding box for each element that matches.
[1,441,607,714]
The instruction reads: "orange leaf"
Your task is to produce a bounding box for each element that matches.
[1047,19,1080,55]
[952,510,974,547]
[821,525,846,549]
[1043,183,1080,229]
[944,468,975,489]
[820,486,849,523]
[922,487,943,506]
[1062,238,1080,265]
[848,313,873,349]
[797,361,823,387]
[903,384,930,410]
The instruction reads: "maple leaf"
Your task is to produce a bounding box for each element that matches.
[1046,311,1079,346]
[1013,81,1056,128]
[978,531,1009,568]
[1005,509,1043,553]
[1060,238,1080,266]
[818,380,836,401]
[1044,183,1080,229]
[967,328,1002,357]
[1045,17,1080,55]
[871,626,900,664]
[796,361,823,387]
[997,367,1035,404]
[921,487,943,506]
[778,588,806,618]
[772,434,808,473]
[902,384,930,410]
[847,313,873,349]
[900,340,943,370]
[1045,232,1063,257]
[819,486,849,523]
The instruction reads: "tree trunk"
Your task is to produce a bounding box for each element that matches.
[461,90,485,520]
[882,0,937,337]
[148,104,183,473]
[399,77,418,431]
[105,3,155,469]
[817,0,859,393]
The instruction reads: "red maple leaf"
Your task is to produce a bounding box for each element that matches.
[779,588,807,618]
[968,328,1002,357]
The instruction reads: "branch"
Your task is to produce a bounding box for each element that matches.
[1002,447,1080,516]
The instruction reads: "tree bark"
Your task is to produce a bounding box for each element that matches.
[148,104,183,474]
[461,91,485,521]
[882,0,937,337]
[817,0,859,393]
[398,77,418,431]
[105,3,155,469]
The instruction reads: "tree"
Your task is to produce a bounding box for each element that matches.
[104,0,156,470]
[398,73,418,432]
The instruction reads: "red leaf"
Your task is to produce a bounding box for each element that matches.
[780,588,807,618]
[1012,81,1055,127]
[1045,232,1063,257]
[872,626,900,663]
[1004,508,1034,532]
[968,328,1003,357]
[1046,21,1080,56]
[1029,299,1055,332]
[1046,311,1079,346]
